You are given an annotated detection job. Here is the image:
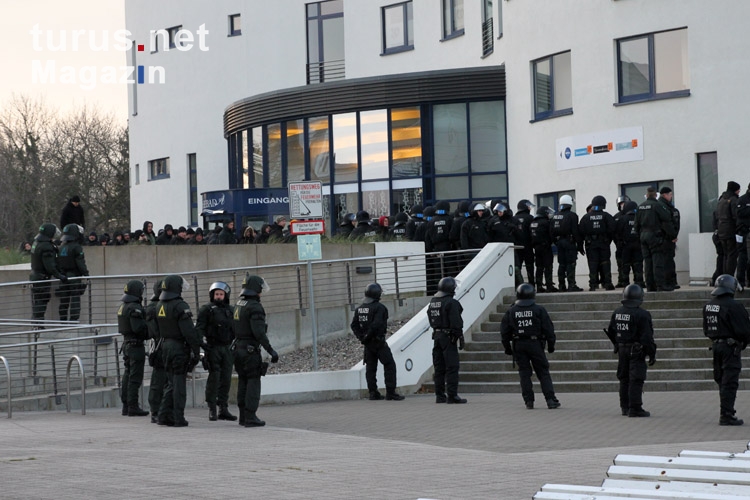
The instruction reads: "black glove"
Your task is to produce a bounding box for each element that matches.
[59,274,69,284]
[648,354,656,366]
[269,349,279,363]
[458,335,465,351]
[504,348,513,356]
[548,345,555,354]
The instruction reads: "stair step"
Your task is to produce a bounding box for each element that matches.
[490,309,703,322]
[424,379,750,394]
[460,368,721,383]
[461,347,710,361]
[461,358,714,372]
[472,330,708,342]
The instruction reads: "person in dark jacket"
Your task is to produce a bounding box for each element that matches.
[501,283,560,409]
[349,211,378,240]
[605,284,656,417]
[189,227,206,245]
[735,183,750,287]
[428,277,466,404]
[86,231,99,246]
[338,213,356,238]
[268,216,287,242]
[56,224,89,322]
[171,226,189,245]
[156,224,174,245]
[717,181,741,277]
[634,187,674,292]
[616,201,644,287]
[578,195,616,291]
[658,187,681,289]
[30,223,67,321]
[449,201,471,274]
[487,202,516,244]
[613,195,631,288]
[389,212,408,241]
[217,221,237,244]
[405,204,425,242]
[118,280,150,417]
[60,195,85,229]
[711,208,724,287]
[460,203,489,251]
[530,206,557,292]
[513,199,536,287]
[254,224,271,244]
[142,221,157,245]
[703,274,750,426]
[550,195,584,292]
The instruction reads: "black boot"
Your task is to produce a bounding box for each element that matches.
[208,403,217,421]
[128,405,149,417]
[218,405,238,421]
[720,414,744,426]
[386,392,405,401]
[238,408,246,426]
[121,404,128,416]
[369,391,384,400]
[628,408,650,417]
[446,395,467,404]
[243,414,266,427]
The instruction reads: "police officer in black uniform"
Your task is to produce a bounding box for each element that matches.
[605,284,656,417]
[425,201,453,293]
[500,283,561,409]
[428,277,466,404]
[30,223,67,321]
[734,183,750,288]
[531,206,558,293]
[579,195,616,291]
[616,201,645,288]
[550,195,583,292]
[717,182,742,277]
[389,212,408,240]
[513,200,536,287]
[613,195,631,288]
[634,187,674,291]
[338,213,356,238]
[196,281,237,422]
[658,187,681,289]
[146,280,167,423]
[460,203,489,252]
[118,280,150,417]
[449,201,471,273]
[57,223,89,321]
[487,202,516,244]
[351,284,404,401]
[703,274,750,426]
[156,275,202,427]
[349,210,378,240]
[405,204,425,241]
[233,274,279,427]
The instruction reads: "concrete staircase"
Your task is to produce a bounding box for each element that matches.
[453,288,750,393]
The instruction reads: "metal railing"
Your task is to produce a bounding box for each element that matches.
[482,17,494,56]
[66,355,85,415]
[0,355,9,418]
[306,59,345,84]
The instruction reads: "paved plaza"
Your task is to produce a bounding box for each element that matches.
[1,390,749,499]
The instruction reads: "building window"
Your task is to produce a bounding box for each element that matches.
[167,26,182,49]
[267,123,283,188]
[252,128,263,188]
[332,113,358,183]
[537,190,575,213]
[229,14,241,36]
[391,107,422,178]
[481,0,494,56]
[286,119,306,183]
[360,110,389,181]
[308,116,331,184]
[617,28,690,104]
[532,51,572,121]
[442,0,464,40]
[135,163,140,185]
[697,152,718,233]
[188,154,198,226]
[621,180,673,213]
[382,1,413,55]
[306,0,345,84]
[497,0,503,38]
[148,157,170,180]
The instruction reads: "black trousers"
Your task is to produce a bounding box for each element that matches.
[736,233,749,286]
[364,339,397,394]
[513,339,555,403]
[713,342,742,417]
[621,241,644,286]
[641,232,666,290]
[432,333,459,398]
[720,238,738,277]
[617,346,647,411]
[556,238,579,288]
[663,240,677,287]
[586,243,612,289]
[534,244,554,288]
[515,247,535,286]
[712,233,724,285]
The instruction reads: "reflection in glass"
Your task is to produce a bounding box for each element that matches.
[553,51,572,110]
[286,119,305,182]
[392,187,423,215]
[252,128,263,188]
[362,188,390,218]
[620,37,650,97]
[697,152,718,233]
[335,192,359,229]
[471,173,506,199]
[308,116,330,184]
[384,5,405,50]
[267,123,282,188]
[534,58,551,114]
[333,113,358,183]
[391,107,421,177]
[655,29,689,94]
[361,110,388,180]
[436,176,468,200]
[470,101,505,173]
[241,130,249,189]
[433,104,468,174]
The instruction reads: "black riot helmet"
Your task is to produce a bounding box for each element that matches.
[423,206,436,221]
[622,201,638,214]
[457,201,471,217]
[209,281,231,304]
[61,223,83,242]
[364,283,382,302]
[241,274,267,297]
[517,199,534,211]
[616,195,631,210]
[591,195,607,210]
[38,223,60,240]
[394,212,409,225]
[435,200,451,215]
[536,206,554,219]
[356,210,370,223]
[622,283,644,306]
[410,204,424,219]
[340,213,355,226]
[515,283,536,306]
[712,274,738,297]
[122,280,145,301]
[159,274,185,300]
[435,277,457,297]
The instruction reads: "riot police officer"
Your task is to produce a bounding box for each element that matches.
[338,213,356,238]
[634,187,674,291]
[57,223,89,321]
[703,274,750,426]
[449,201,472,273]
[415,205,434,242]
[613,195,631,288]
[500,284,560,409]
[578,195,616,291]
[196,281,237,422]
[389,212,408,240]
[616,201,645,287]
[349,210,378,240]
[460,203,489,251]
[156,275,202,427]
[146,279,167,423]
[405,204,425,241]
[118,280,150,417]
[513,200,536,287]
[531,206,557,293]
[233,274,279,427]
[550,195,583,292]
[351,284,404,401]
[428,277,466,404]
[487,202,516,243]
[29,223,67,321]
[658,187,681,289]
[605,284,656,417]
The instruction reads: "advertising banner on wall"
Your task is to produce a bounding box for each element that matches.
[556,126,643,171]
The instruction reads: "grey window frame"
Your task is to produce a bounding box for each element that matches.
[531,50,573,122]
[228,14,242,37]
[441,0,464,41]
[381,1,414,55]
[148,157,170,181]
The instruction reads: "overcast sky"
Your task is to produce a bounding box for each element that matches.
[0,0,128,123]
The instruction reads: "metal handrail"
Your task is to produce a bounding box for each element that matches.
[0,355,10,418]
[0,323,118,339]
[0,333,121,350]
[66,355,86,415]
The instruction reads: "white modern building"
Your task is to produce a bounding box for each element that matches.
[125,0,750,278]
